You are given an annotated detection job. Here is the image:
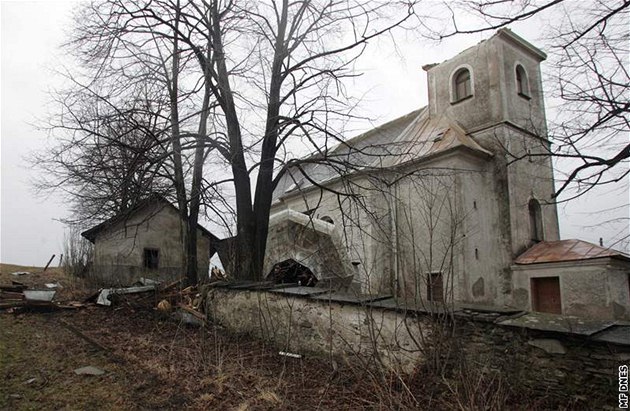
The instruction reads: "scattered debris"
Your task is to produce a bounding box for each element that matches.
[0,290,24,300]
[45,282,63,289]
[43,254,56,272]
[96,285,157,306]
[211,266,226,280]
[157,299,172,312]
[138,277,160,286]
[279,351,302,359]
[83,289,102,303]
[1,281,27,292]
[23,290,56,302]
[25,378,37,385]
[0,282,85,312]
[173,309,205,327]
[74,366,106,376]
[11,271,31,276]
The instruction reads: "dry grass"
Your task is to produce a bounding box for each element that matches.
[0,263,572,410]
[0,262,93,301]
[0,314,140,410]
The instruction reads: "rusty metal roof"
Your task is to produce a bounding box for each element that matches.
[514,239,630,265]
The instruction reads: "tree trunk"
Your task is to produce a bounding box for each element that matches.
[250,0,289,281]
[185,50,213,286]
[209,0,256,280]
[169,2,192,283]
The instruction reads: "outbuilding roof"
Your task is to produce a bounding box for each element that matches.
[514,239,630,265]
[81,194,218,243]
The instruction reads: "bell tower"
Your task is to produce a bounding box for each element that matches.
[423,28,560,258]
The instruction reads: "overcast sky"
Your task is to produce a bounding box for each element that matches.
[1,1,628,266]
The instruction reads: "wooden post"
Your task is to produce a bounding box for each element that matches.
[43,254,56,272]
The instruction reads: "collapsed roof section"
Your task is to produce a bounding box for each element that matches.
[273,107,493,202]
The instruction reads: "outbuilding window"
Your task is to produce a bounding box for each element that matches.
[143,248,160,270]
[453,68,472,102]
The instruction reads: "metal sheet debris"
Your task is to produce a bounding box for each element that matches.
[11,271,31,276]
[23,290,56,302]
[74,366,106,376]
[138,277,160,286]
[279,351,302,359]
[96,285,156,306]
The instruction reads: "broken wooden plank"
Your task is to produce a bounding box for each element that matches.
[1,284,27,292]
[160,279,183,292]
[0,301,26,309]
[0,291,25,300]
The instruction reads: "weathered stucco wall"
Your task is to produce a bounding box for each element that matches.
[425,30,547,137]
[205,288,430,372]
[511,259,630,320]
[93,203,211,285]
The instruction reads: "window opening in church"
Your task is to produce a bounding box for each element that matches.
[320,216,334,224]
[516,65,529,96]
[427,272,444,302]
[453,68,472,101]
[528,199,543,242]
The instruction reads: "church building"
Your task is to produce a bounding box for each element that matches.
[265,29,630,321]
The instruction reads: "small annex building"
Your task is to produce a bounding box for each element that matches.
[513,240,630,319]
[265,28,630,320]
[82,195,218,286]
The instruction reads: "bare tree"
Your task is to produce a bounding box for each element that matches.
[39,0,421,283]
[36,83,173,226]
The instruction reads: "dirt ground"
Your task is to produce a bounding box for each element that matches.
[1,263,574,410]
[0,264,428,410]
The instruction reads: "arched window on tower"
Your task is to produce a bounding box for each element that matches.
[516,64,529,97]
[528,199,543,242]
[320,216,334,225]
[453,68,472,102]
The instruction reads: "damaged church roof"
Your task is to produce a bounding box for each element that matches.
[515,239,630,265]
[274,108,493,201]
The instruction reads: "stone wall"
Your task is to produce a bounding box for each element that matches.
[204,287,430,372]
[204,285,629,407]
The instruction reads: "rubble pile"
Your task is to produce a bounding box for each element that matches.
[0,280,85,312]
[1,274,207,327]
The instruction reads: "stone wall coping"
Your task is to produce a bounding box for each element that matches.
[207,282,630,346]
